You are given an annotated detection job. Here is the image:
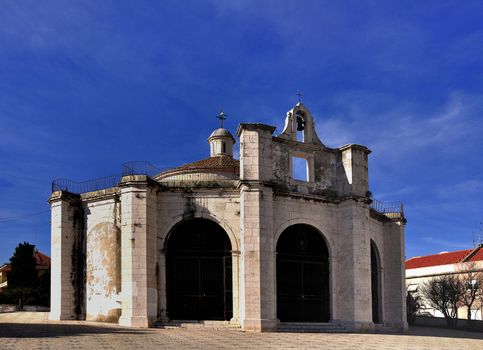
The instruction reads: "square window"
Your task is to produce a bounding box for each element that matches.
[293,157,309,181]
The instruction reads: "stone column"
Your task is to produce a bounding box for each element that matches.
[237,123,277,332]
[383,221,408,330]
[49,191,83,320]
[118,175,158,327]
[157,250,168,322]
[231,250,241,324]
[335,200,373,331]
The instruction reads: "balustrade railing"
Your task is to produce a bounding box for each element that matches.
[370,199,404,217]
[52,161,239,194]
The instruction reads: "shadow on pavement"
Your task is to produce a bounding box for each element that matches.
[0,323,152,338]
[380,326,483,341]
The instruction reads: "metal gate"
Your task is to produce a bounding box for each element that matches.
[166,219,232,321]
[277,225,330,322]
[371,243,380,324]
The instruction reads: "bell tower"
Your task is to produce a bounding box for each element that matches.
[208,111,235,157]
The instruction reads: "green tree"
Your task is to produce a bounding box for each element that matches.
[5,242,40,306]
[8,242,38,289]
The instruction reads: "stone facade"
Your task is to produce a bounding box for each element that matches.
[49,103,407,331]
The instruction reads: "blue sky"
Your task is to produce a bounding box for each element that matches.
[1,0,483,263]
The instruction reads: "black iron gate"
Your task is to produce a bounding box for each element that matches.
[277,224,330,322]
[166,219,232,321]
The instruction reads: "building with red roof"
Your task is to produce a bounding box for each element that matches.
[0,251,51,293]
[406,244,483,320]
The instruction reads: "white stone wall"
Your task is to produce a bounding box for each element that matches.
[118,176,158,327]
[49,194,78,320]
[50,106,405,332]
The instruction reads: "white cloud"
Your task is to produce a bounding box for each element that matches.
[421,236,470,250]
[315,91,483,159]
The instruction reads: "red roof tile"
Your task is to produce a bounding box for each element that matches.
[176,156,239,170]
[468,247,483,262]
[406,249,472,269]
[35,251,51,267]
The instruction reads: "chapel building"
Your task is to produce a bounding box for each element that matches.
[49,103,407,332]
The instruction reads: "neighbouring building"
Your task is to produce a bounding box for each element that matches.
[406,244,483,320]
[0,251,51,293]
[49,103,407,331]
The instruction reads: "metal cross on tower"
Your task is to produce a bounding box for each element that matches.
[296,92,303,103]
[217,110,227,128]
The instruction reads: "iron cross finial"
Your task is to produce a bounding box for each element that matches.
[296,92,302,103]
[217,110,227,128]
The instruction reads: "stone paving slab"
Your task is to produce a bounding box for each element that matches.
[0,312,482,350]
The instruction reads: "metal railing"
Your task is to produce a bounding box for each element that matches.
[370,199,404,217]
[51,161,160,194]
[52,161,239,194]
[122,161,161,177]
[51,174,123,194]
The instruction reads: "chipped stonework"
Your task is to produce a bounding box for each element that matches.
[50,103,406,332]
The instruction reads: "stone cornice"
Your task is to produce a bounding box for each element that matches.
[339,143,372,154]
[236,123,276,136]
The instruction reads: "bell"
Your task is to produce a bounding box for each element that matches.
[296,115,305,131]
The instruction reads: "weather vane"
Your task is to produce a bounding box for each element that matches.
[217,110,227,128]
[296,92,302,103]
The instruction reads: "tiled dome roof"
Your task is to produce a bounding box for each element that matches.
[176,155,239,170]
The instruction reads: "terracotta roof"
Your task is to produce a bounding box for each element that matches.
[176,156,239,171]
[406,249,473,269]
[467,247,483,262]
[35,251,51,267]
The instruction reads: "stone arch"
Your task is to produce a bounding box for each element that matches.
[274,218,334,258]
[276,223,331,322]
[165,218,233,321]
[371,240,383,324]
[159,212,239,252]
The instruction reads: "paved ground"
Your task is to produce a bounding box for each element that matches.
[1,312,482,350]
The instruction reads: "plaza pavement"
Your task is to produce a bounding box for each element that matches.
[0,312,482,350]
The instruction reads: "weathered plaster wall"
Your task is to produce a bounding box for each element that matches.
[85,197,121,322]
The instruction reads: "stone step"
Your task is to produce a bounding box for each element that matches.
[277,322,349,333]
[374,326,396,333]
[155,320,241,330]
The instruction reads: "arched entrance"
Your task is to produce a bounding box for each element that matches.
[166,218,232,320]
[371,241,381,324]
[276,224,330,322]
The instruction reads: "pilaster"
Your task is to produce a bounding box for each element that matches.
[383,221,408,330]
[339,145,371,198]
[237,123,277,331]
[48,191,83,320]
[118,175,158,327]
[335,200,373,331]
